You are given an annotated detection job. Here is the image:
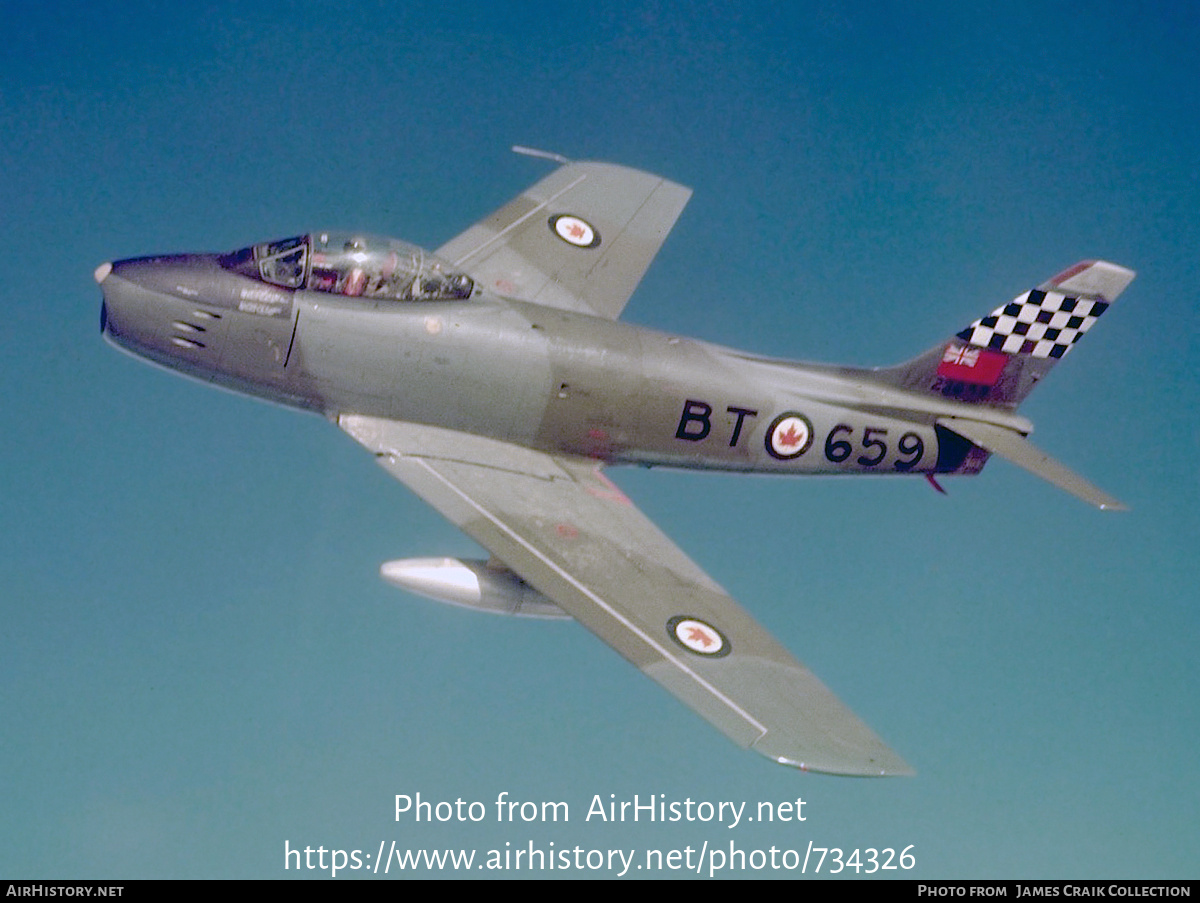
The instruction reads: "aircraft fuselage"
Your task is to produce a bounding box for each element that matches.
[99,249,1026,481]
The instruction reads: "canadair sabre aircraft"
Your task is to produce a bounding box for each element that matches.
[97,151,1134,776]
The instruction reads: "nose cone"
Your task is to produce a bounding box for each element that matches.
[96,253,230,346]
[94,255,193,349]
[105,253,222,294]
[95,249,310,410]
[96,262,113,335]
[96,262,119,339]
[95,259,148,344]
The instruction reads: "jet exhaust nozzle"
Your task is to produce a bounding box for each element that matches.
[380,557,569,619]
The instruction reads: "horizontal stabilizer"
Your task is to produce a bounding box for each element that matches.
[938,417,1127,511]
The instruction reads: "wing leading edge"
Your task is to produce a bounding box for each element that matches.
[340,414,912,777]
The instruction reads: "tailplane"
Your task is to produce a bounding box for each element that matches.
[937,416,1128,510]
[878,260,1135,409]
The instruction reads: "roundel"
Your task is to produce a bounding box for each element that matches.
[666,615,731,658]
[765,412,814,460]
[549,214,601,249]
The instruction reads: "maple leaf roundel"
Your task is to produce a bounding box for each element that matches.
[765,412,814,460]
[549,214,601,249]
[666,615,731,658]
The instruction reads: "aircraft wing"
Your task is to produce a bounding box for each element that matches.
[435,161,692,320]
[339,414,913,777]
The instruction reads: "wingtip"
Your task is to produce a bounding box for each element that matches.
[762,747,915,778]
[785,761,916,779]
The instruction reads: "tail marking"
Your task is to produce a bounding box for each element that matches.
[955,289,1110,360]
[874,260,1135,409]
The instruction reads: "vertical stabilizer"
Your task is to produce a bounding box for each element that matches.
[876,261,1135,408]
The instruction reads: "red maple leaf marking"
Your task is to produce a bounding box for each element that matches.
[567,223,586,239]
[686,627,714,648]
[777,424,804,448]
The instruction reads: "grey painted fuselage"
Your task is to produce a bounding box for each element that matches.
[100,253,1022,481]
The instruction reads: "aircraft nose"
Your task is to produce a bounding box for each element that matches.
[96,252,234,356]
[104,253,224,296]
[96,262,113,334]
[95,256,172,345]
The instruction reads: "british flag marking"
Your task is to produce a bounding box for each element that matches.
[765,413,814,460]
[667,616,731,657]
[944,344,979,367]
[549,214,601,249]
[937,343,1007,385]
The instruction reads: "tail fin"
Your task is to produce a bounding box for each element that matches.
[878,260,1136,408]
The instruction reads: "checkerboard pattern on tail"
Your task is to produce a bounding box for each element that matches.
[875,259,1135,408]
[956,289,1109,360]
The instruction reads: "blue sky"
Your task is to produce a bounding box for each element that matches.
[2,0,1197,879]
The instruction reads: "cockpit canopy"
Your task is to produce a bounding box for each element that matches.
[219,232,475,301]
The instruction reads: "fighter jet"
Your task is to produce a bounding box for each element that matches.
[96,152,1134,776]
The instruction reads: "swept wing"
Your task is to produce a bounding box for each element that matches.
[435,161,692,319]
[340,414,912,777]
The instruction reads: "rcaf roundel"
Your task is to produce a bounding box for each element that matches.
[765,413,814,460]
[549,214,601,249]
[667,615,731,657]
